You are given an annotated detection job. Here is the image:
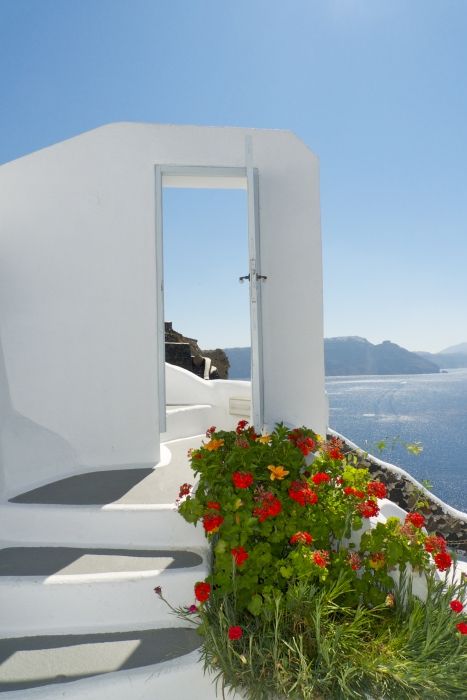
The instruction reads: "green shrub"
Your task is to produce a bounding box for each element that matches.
[168,421,466,698]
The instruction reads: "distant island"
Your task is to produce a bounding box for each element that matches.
[224,338,467,379]
[324,337,439,376]
[415,342,467,370]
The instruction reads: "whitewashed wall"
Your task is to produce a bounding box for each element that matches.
[0,123,327,498]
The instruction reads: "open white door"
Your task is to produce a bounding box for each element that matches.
[155,165,166,434]
[247,166,264,431]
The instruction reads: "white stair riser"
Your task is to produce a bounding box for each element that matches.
[163,405,219,441]
[0,650,229,699]
[0,565,208,637]
[0,505,207,548]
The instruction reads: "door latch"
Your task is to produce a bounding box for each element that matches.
[239,273,267,283]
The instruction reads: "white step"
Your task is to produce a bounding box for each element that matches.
[0,502,206,549]
[0,547,208,637]
[0,629,225,699]
[163,404,215,441]
[1,435,206,548]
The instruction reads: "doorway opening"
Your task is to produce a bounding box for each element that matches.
[163,186,249,375]
[155,166,263,432]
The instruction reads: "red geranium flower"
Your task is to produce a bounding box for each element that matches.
[288,429,316,456]
[347,552,362,571]
[232,471,254,489]
[290,531,313,545]
[206,501,221,511]
[178,483,192,498]
[424,535,447,554]
[328,447,344,460]
[228,625,243,640]
[253,492,282,522]
[231,546,249,566]
[450,599,464,613]
[313,550,330,568]
[289,481,318,507]
[323,436,344,461]
[343,486,366,499]
[202,513,224,533]
[194,581,211,602]
[236,419,249,434]
[405,512,425,529]
[312,472,331,485]
[357,499,380,518]
[367,481,387,499]
[456,622,467,635]
[206,426,216,437]
[434,550,452,572]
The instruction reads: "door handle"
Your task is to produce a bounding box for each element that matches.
[239,273,267,283]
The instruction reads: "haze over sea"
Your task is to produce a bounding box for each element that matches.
[326,369,467,513]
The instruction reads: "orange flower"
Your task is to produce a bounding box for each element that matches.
[369,552,385,570]
[204,438,224,452]
[268,465,289,481]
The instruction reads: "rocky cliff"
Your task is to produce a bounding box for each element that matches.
[165,323,230,379]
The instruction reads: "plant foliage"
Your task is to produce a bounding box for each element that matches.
[172,421,466,699]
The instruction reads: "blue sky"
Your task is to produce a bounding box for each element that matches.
[1,0,466,352]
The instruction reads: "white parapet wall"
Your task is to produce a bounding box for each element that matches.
[164,363,252,436]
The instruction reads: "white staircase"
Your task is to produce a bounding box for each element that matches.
[0,431,225,698]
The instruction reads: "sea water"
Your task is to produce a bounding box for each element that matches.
[326,369,467,513]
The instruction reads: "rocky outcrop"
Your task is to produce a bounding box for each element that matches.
[165,323,230,379]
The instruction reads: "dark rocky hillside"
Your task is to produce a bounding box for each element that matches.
[165,323,230,379]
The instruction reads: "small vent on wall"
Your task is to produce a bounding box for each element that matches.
[229,397,251,417]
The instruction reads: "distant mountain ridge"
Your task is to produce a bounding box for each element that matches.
[324,337,439,376]
[415,350,467,370]
[225,337,447,379]
[439,342,467,355]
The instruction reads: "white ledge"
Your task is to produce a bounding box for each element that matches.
[328,428,467,522]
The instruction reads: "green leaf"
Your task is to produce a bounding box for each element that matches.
[247,593,263,616]
[406,442,423,455]
[214,539,227,554]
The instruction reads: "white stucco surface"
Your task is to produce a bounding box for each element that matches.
[0,123,327,497]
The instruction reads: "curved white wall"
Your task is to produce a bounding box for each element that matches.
[0,127,160,497]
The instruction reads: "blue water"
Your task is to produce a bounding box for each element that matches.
[326,369,467,513]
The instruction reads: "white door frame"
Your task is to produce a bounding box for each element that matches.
[154,164,264,433]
